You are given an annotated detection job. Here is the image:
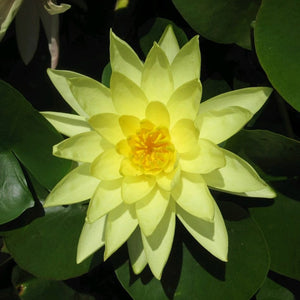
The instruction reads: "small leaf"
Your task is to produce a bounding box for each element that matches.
[172,0,260,49]
[0,80,71,190]
[0,151,34,225]
[255,0,300,111]
[202,78,231,102]
[226,130,300,177]
[3,205,102,280]
[101,63,112,88]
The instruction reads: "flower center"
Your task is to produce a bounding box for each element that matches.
[127,120,175,175]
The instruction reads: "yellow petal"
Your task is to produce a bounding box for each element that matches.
[104,203,138,260]
[141,200,175,280]
[227,186,276,199]
[141,43,174,104]
[127,228,147,275]
[145,101,170,128]
[110,30,143,85]
[172,173,215,221]
[41,111,91,137]
[122,176,156,204]
[136,187,170,236]
[171,36,200,89]
[119,115,140,137]
[68,76,116,116]
[111,72,148,118]
[177,201,228,261]
[198,87,273,115]
[180,139,225,174]
[203,149,270,193]
[120,159,143,177]
[156,167,181,192]
[47,69,88,117]
[158,25,180,64]
[167,79,202,126]
[53,131,105,163]
[44,163,99,207]
[87,179,123,223]
[171,119,199,153]
[76,216,106,264]
[89,113,124,144]
[196,106,252,144]
[90,148,122,180]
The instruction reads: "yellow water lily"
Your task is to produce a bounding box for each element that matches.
[43,26,276,279]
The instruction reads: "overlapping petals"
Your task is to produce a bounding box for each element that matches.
[44,25,275,280]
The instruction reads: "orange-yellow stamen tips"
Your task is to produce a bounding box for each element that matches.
[127,120,175,175]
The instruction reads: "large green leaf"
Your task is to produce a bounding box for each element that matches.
[250,185,300,281]
[116,202,270,299]
[139,17,188,57]
[255,0,300,111]
[0,80,71,190]
[0,151,34,225]
[3,205,102,280]
[172,0,260,49]
[11,266,94,300]
[225,130,300,177]
[256,277,295,300]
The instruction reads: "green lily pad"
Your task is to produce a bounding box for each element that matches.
[0,80,71,190]
[254,0,300,111]
[139,17,188,57]
[11,266,95,300]
[250,186,300,281]
[3,205,102,280]
[225,130,300,177]
[172,0,260,49]
[0,151,34,225]
[116,202,270,299]
[256,277,295,300]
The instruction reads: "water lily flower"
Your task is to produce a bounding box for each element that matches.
[0,0,70,68]
[43,26,276,279]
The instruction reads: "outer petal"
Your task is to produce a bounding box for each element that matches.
[198,87,273,115]
[158,25,180,64]
[122,176,156,204]
[0,0,23,41]
[203,149,271,193]
[53,131,105,163]
[135,187,170,236]
[111,72,148,118]
[68,76,116,116]
[87,179,123,223]
[141,200,175,280]
[180,139,225,174]
[196,106,252,144]
[110,30,143,85]
[172,173,215,221]
[141,43,174,104]
[44,163,99,207]
[145,101,170,128]
[76,216,106,263]
[47,69,88,117]
[89,113,124,145]
[90,148,122,180]
[41,111,91,137]
[167,79,202,126]
[16,0,39,65]
[171,36,200,89]
[127,228,147,275]
[171,119,199,153]
[104,203,138,260]
[177,201,228,261]
[227,186,276,199]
